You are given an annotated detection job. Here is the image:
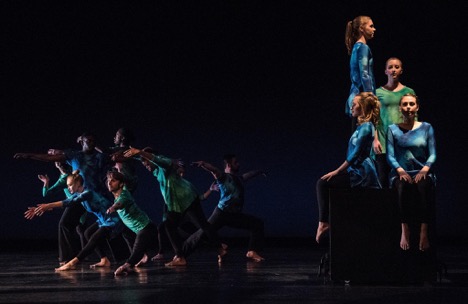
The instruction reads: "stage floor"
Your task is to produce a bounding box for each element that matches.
[0,240,467,304]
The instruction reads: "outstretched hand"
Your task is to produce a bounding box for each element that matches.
[209,182,219,192]
[123,147,140,158]
[24,207,37,220]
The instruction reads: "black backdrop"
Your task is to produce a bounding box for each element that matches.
[2,1,467,243]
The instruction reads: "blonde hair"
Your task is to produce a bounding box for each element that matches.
[356,92,380,127]
[345,16,371,55]
[66,170,84,186]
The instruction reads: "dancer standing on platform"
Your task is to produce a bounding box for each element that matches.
[345,15,376,131]
[24,170,132,271]
[373,57,416,187]
[315,92,381,243]
[184,154,267,262]
[15,132,113,265]
[387,93,436,251]
[123,147,226,267]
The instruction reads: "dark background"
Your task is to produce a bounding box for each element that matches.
[2,1,467,245]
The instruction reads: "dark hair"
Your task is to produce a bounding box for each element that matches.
[223,154,236,168]
[118,127,135,144]
[107,170,126,183]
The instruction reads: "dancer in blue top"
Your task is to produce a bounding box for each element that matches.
[315,92,381,243]
[37,161,89,256]
[184,154,267,262]
[345,15,376,131]
[24,170,131,271]
[15,132,113,265]
[387,93,436,251]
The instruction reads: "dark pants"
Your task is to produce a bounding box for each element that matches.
[316,172,350,223]
[127,222,158,266]
[165,199,221,257]
[76,223,112,261]
[393,177,435,223]
[183,206,264,256]
[374,154,391,188]
[58,203,87,262]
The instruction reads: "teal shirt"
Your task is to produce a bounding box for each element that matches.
[375,86,415,155]
[115,189,150,233]
[150,155,197,213]
[42,174,72,198]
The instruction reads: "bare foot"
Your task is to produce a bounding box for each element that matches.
[218,243,228,264]
[90,257,111,268]
[419,224,430,251]
[246,251,264,262]
[151,253,165,261]
[400,223,410,250]
[135,254,149,267]
[315,222,330,243]
[165,256,187,267]
[55,257,79,271]
[114,263,134,276]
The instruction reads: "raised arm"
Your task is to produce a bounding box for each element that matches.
[242,170,267,182]
[191,161,223,179]
[14,152,66,163]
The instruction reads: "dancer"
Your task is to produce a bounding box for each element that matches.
[24,170,130,271]
[124,147,226,266]
[374,57,416,187]
[387,93,436,251]
[105,170,158,276]
[96,127,139,194]
[15,132,112,264]
[345,15,376,131]
[315,92,381,243]
[37,161,88,252]
[184,154,267,262]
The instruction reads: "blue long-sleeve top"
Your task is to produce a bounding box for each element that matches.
[345,42,376,116]
[346,122,381,188]
[387,122,437,186]
[62,190,120,228]
[64,149,112,196]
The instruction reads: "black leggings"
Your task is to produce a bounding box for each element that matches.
[76,223,112,261]
[165,199,221,257]
[316,172,350,223]
[393,176,435,223]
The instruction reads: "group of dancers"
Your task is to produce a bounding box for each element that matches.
[13,15,437,277]
[14,128,267,276]
[314,15,437,254]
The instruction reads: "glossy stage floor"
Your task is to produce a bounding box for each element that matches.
[1,238,467,304]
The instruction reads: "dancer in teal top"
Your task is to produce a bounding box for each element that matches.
[24,170,131,271]
[315,92,381,243]
[124,147,225,267]
[373,57,416,187]
[105,171,159,276]
[387,93,436,252]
